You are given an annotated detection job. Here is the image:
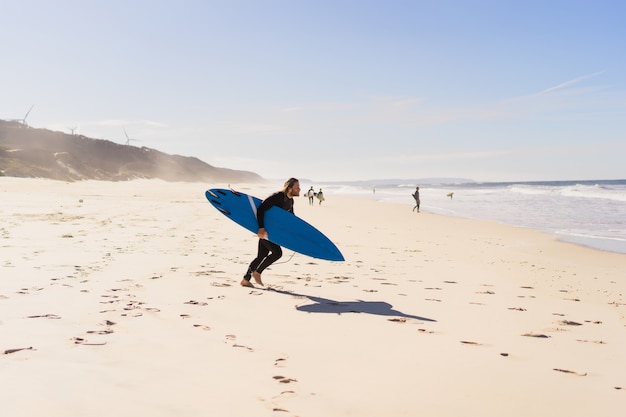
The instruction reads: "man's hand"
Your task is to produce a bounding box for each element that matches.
[257,228,268,239]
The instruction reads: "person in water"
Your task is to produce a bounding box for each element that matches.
[241,177,301,287]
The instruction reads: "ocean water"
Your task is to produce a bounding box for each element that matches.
[316,179,626,255]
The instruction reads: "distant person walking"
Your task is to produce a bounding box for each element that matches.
[316,188,325,205]
[412,186,420,212]
[307,186,315,205]
[241,177,300,287]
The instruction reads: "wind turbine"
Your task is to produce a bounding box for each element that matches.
[67,126,77,135]
[10,105,34,127]
[123,129,140,146]
[21,105,34,126]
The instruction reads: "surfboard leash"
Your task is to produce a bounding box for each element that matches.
[273,251,297,265]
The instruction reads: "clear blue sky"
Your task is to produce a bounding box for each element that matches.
[2,1,625,182]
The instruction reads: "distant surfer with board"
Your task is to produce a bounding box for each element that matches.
[307,186,315,205]
[241,178,301,287]
[412,186,420,212]
[316,188,325,205]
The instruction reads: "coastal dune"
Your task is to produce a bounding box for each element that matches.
[1,178,624,416]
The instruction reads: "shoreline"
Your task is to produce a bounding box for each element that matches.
[347,197,626,256]
[2,178,625,416]
[311,179,626,256]
[556,233,626,255]
[421,206,626,256]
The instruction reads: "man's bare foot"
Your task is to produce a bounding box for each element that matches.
[240,279,254,287]
[252,271,264,286]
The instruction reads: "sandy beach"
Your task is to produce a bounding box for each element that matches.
[1,178,625,417]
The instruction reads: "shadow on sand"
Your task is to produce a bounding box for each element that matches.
[268,288,436,322]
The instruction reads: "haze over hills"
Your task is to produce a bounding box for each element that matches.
[0,119,264,183]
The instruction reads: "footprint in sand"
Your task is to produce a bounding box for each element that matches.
[417,328,436,334]
[233,344,254,352]
[460,340,484,346]
[553,368,587,376]
[576,339,606,344]
[17,287,44,295]
[225,334,254,351]
[522,333,551,338]
[4,347,35,355]
[388,318,408,323]
[210,282,231,287]
[87,329,114,335]
[558,320,582,326]
[273,375,298,384]
[121,311,143,317]
[273,390,296,399]
[72,337,106,346]
[26,314,61,319]
[265,357,299,413]
[193,324,211,331]
[274,357,288,367]
[86,320,116,335]
[184,300,208,306]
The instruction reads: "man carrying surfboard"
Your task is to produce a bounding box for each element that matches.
[241,178,301,287]
[412,186,420,212]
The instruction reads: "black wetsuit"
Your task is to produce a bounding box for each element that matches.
[412,191,420,212]
[244,191,294,279]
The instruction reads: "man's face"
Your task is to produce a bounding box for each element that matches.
[290,182,301,197]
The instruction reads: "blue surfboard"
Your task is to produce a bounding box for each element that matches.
[205,188,344,262]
